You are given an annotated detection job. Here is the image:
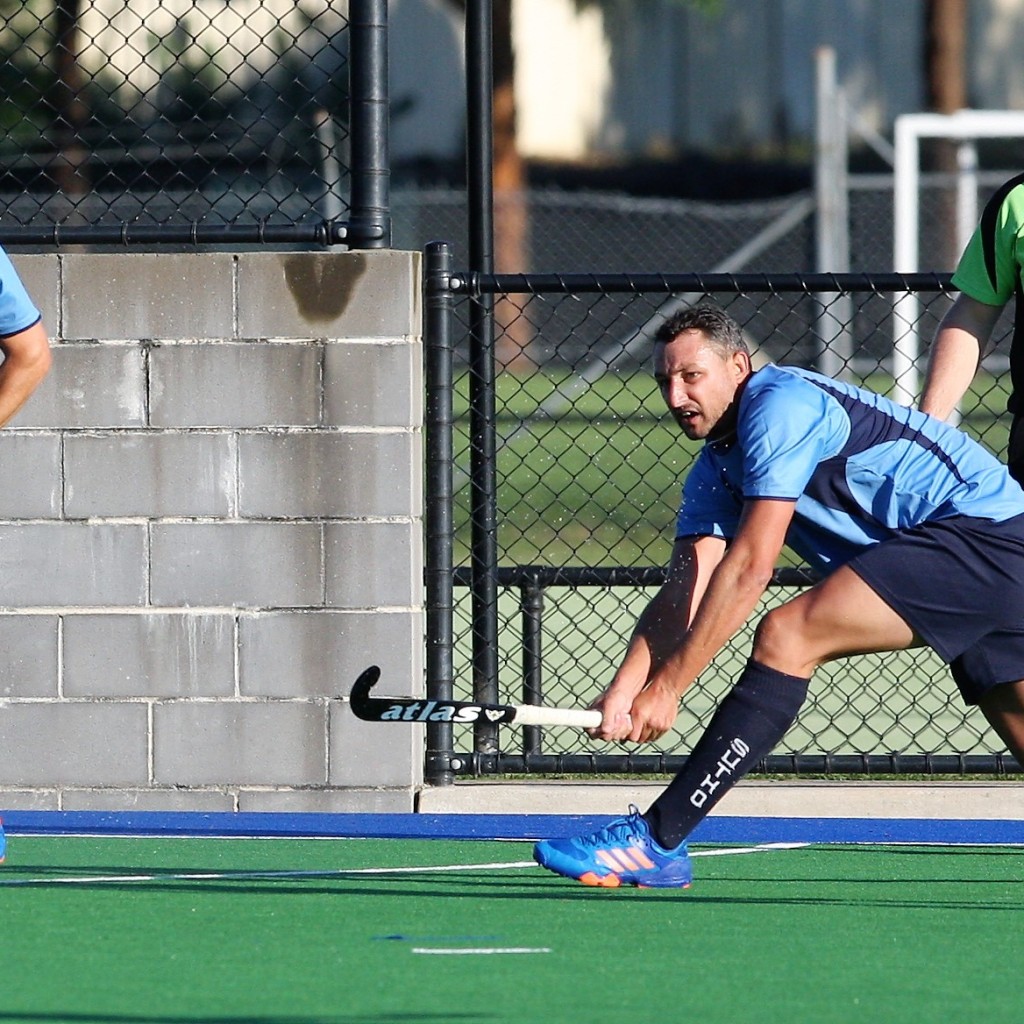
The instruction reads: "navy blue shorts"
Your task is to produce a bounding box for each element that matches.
[847,513,1024,705]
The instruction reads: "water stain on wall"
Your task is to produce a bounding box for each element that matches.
[281,253,368,323]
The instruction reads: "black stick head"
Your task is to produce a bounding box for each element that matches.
[349,665,381,719]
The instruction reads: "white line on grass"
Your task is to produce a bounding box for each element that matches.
[0,841,810,887]
[412,947,552,956]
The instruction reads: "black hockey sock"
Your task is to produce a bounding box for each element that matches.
[645,658,810,850]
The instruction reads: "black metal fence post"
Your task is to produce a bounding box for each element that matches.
[521,578,545,757]
[347,0,391,248]
[465,0,501,753]
[424,242,456,785]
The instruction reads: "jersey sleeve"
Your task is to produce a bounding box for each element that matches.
[951,180,1024,306]
[675,451,741,540]
[0,247,40,335]
[0,248,41,337]
[738,374,843,499]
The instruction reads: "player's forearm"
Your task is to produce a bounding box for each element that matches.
[920,296,1001,420]
[0,322,50,427]
[919,326,983,420]
[648,549,772,701]
[608,581,693,702]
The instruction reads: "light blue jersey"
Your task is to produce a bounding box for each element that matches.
[0,247,41,338]
[675,364,1024,575]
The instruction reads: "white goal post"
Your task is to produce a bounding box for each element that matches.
[892,110,1024,406]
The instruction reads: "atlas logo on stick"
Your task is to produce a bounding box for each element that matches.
[378,700,503,723]
[348,665,602,729]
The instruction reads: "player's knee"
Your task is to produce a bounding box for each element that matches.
[751,605,813,673]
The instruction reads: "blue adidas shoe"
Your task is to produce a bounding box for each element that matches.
[0,818,5,864]
[533,806,691,888]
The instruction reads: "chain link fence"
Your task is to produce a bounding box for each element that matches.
[424,256,1021,778]
[395,171,1019,276]
[0,0,388,246]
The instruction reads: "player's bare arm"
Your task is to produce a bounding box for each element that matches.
[627,497,796,743]
[920,294,1003,421]
[592,533,725,741]
[0,321,50,427]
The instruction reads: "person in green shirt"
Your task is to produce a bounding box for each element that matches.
[920,171,1024,481]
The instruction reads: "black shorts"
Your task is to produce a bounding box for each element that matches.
[1008,415,1024,484]
[848,513,1024,705]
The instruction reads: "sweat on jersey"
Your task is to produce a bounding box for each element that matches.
[675,364,1024,576]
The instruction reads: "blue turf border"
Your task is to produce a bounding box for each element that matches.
[0,810,1019,845]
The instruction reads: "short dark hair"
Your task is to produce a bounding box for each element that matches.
[653,304,748,356]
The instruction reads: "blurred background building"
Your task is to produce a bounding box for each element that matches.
[1,0,1022,271]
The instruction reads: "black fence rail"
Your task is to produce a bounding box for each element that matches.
[0,0,388,248]
[424,242,1022,782]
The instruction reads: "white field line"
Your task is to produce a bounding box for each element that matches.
[412,947,552,956]
[0,841,810,887]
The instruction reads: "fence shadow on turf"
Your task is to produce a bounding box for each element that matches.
[2,864,1022,914]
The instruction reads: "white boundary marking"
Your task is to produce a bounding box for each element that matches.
[0,841,810,887]
[412,947,552,956]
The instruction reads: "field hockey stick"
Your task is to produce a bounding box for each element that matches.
[349,665,603,728]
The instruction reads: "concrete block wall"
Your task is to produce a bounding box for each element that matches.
[0,250,424,813]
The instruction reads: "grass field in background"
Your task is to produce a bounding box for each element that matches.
[452,367,1013,565]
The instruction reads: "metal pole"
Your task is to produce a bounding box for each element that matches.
[348,0,390,248]
[521,580,545,757]
[892,115,921,405]
[424,242,456,786]
[465,0,500,753]
[813,46,852,379]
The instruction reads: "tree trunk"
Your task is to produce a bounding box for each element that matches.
[490,0,532,369]
[52,0,90,198]
[925,0,967,113]
[924,0,967,267]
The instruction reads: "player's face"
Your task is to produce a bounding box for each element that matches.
[654,329,750,440]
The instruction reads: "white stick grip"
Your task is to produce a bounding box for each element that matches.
[513,704,603,728]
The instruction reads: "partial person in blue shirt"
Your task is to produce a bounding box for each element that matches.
[0,245,50,428]
[0,244,50,866]
[534,303,1024,889]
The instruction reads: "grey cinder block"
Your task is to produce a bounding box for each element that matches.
[61,253,235,340]
[329,699,423,788]
[237,250,421,339]
[238,431,421,518]
[62,613,235,697]
[64,433,234,518]
[0,615,59,697]
[0,434,61,517]
[150,341,321,428]
[150,522,324,608]
[324,340,423,428]
[325,521,422,608]
[10,344,146,429]
[62,789,236,812]
[0,790,60,810]
[0,702,149,786]
[240,788,415,813]
[0,523,147,606]
[238,609,422,698]
[153,701,327,786]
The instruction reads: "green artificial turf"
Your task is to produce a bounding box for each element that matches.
[0,836,1019,1023]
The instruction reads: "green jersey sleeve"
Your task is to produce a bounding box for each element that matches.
[951,174,1024,306]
